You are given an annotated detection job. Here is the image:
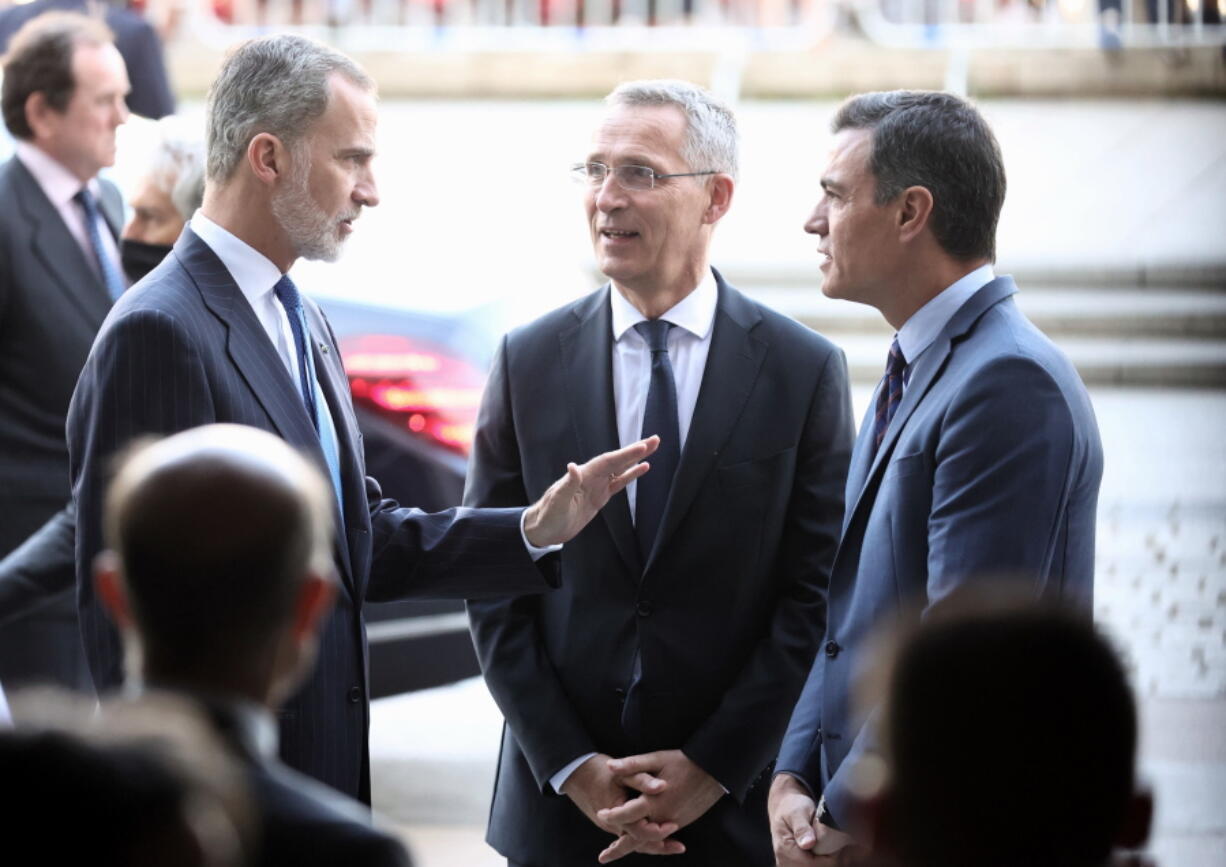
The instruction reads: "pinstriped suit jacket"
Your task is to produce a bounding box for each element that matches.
[67,227,557,801]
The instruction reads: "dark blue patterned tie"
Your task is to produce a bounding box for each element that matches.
[74,188,125,300]
[872,337,907,453]
[273,275,319,432]
[633,319,680,560]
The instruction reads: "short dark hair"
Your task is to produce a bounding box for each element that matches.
[103,427,333,681]
[832,90,1006,262]
[883,603,1138,867]
[0,11,114,140]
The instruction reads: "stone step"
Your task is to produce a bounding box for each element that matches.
[740,285,1226,340]
[829,333,1226,387]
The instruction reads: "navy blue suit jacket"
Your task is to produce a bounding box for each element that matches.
[775,276,1103,826]
[67,227,557,801]
[466,274,854,865]
[0,156,120,690]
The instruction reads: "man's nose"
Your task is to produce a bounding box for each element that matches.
[594,174,627,212]
[804,203,828,236]
[355,171,379,208]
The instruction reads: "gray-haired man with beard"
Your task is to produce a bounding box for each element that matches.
[67,34,658,804]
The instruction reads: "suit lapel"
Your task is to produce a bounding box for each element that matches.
[845,276,1020,526]
[646,275,765,574]
[559,287,642,577]
[12,160,111,329]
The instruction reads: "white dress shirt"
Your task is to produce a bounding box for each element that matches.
[188,214,554,558]
[549,269,719,794]
[15,141,122,286]
[893,264,996,389]
[611,269,718,518]
[190,213,305,383]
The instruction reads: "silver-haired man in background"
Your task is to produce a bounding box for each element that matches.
[465,79,853,866]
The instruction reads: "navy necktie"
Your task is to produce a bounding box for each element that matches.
[634,319,680,560]
[273,275,320,432]
[872,337,907,453]
[74,188,125,300]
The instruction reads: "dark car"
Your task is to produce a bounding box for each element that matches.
[314,294,498,699]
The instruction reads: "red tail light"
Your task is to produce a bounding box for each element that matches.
[340,334,485,457]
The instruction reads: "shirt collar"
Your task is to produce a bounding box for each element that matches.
[896,263,996,366]
[610,269,718,343]
[190,211,284,304]
[14,140,102,207]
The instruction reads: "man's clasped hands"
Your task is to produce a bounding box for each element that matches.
[561,749,726,863]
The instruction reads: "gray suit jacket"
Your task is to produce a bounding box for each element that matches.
[67,227,558,801]
[466,273,854,866]
[776,276,1103,826]
[0,155,120,687]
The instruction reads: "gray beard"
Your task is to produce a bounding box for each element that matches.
[271,159,344,263]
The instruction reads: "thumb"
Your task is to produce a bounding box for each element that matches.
[787,810,817,851]
[607,752,662,776]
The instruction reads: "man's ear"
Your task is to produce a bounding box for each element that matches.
[23,91,55,143]
[897,185,934,245]
[246,132,289,187]
[702,173,735,226]
[93,550,133,629]
[1115,789,1153,850]
[291,572,337,645]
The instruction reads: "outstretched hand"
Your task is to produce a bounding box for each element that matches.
[523,436,658,548]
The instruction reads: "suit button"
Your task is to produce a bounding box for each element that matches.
[347,686,363,704]
[815,727,823,745]
[825,640,841,658]
[636,601,653,617]
[615,687,626,701]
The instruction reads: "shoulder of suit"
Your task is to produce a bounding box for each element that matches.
[727,286,843,359]
[505,285,605,345]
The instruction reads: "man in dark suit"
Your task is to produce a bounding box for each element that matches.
[93,423,412,867]
[67,33,655,804]
[0,0,174,121]
[769,91,1104,864]
[465,80,854,866]
[0,11,129,692]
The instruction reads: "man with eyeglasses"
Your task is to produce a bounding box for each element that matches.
[465,80,854,866]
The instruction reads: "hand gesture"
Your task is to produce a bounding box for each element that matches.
[523,437,658,548]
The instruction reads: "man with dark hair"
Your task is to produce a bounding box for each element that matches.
[93,424,411,866]
[769,90,1103,863]
[0,10,129,693]
[862,599,1152,867]
[67,33,656,803]
[0,0,174,120]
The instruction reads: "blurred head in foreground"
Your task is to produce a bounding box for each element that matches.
[0,690,251,867]
[95,423,336,709]
[853,591,1152,867]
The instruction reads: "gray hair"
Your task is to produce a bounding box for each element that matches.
[205,34,373,183]
[606,79,738,179]
[147,119,205,221]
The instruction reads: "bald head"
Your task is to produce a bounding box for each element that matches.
[101,425,334,694]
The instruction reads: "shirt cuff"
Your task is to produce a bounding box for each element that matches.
[520,510,562,561]
[549,752,597,793]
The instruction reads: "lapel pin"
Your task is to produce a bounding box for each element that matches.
[319,343,329,355]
